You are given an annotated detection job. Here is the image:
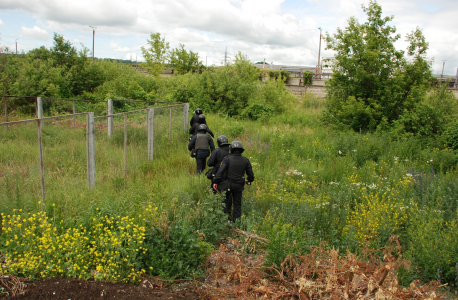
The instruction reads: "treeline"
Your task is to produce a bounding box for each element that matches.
[0,34,295,120]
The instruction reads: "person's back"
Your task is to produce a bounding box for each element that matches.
[189,114,214,137]
[212,141,254,222]
[188,124,215,174]
[190,108,203,128]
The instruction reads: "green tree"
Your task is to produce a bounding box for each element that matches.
[51,33,77,69]
[141,33,170,76]
[169,44,201,75]
[322,0,432,132]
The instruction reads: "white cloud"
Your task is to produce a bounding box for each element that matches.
[109,41,131,53]
[1,0,457,73]
[0,18,4,25]
[19,26,51,41]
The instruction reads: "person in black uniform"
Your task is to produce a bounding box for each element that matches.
[207,135,231,193]
[189,114,214,138]
[212,141,255,223]
[190,108,203,129]
[188,124,215,174]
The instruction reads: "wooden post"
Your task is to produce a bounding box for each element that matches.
[183,103,189,131]
[107,98,113,137]
[3,96,8,131]
[169,107,172,139]
[37,97,43,129]
[37,119,45,200]
[147,108,154,161]
[87,112,96,188]
[124,113,127,178]
[72,100,76,130]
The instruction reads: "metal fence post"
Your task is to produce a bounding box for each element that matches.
[183,103,189,131]
[147,108,155,161]
[37,119,45,200]
[3,96,8,131]
[72,100,76,130]
[87,112,96,188]
[107,98,113,137]
[124,113,127,178]
[169,107,172,139]
[37,97,43,129]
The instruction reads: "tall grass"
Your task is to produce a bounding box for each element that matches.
[1,95,458,286]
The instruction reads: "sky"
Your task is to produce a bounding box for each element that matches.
[0,0,457,76]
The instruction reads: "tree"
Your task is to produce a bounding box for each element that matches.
[51,33,77,69]
[322,0,432,132]
[170,44,201,75]
[141,33,170,76]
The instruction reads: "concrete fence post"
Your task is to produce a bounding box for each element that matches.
[183,103,189,131]
[107,98,113,137]
[147,108,155,161]
[37,97,43,129]
[37,119,45,200]
[87,112,96,189]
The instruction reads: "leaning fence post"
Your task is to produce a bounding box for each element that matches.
[72,100,76,130]
[3,96,8,131]
[37,119,45,200]
[37,97,43,129]
[147,108,155,161]
[87,112,96,188]
[183,103,189,131]
[107,98,113,137]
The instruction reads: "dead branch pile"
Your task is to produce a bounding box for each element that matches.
[0,275,26,297]
[202,235,445,299]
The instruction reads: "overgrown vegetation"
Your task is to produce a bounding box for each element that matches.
[322,0,435,133]
[1,0,458,293]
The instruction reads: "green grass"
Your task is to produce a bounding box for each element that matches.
[1,95,458,287]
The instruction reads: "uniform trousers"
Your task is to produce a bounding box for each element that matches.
[196,158,207,174]
[223,189,243,222]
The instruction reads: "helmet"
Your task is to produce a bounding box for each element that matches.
[195,108,203,115]
[216,135,229,147]
[198,124,208,132]
[230,141,244,153]
[198,114,206,122]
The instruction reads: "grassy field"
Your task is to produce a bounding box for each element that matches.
[1,93,458,287]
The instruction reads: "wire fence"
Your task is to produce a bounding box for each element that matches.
[0,96,189,201]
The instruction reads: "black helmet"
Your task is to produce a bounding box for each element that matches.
[230,141,244,153]
[198,114,206,123]
[195,108,203,115]
[198,124,208,131]
[217,135,229,147]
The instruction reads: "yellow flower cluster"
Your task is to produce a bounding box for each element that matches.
[344,175,414,247]
[1,210,149,283]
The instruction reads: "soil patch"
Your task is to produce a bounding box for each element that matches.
[1,277,203,300]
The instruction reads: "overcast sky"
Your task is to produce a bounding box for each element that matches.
[0,0,457,75]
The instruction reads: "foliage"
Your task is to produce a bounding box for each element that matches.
[0,209,148,283]
[302,71,313,85]
[141,32,170,76]
[170,44,201,75]
[323,0,433,132]
[267,70,290,84]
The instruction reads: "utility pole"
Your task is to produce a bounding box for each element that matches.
[441,60,447,81]
[89,26,97,62]
[317,27,322,80]
[15,38,19,55]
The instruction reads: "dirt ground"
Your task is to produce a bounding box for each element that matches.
[1,277,204,300]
